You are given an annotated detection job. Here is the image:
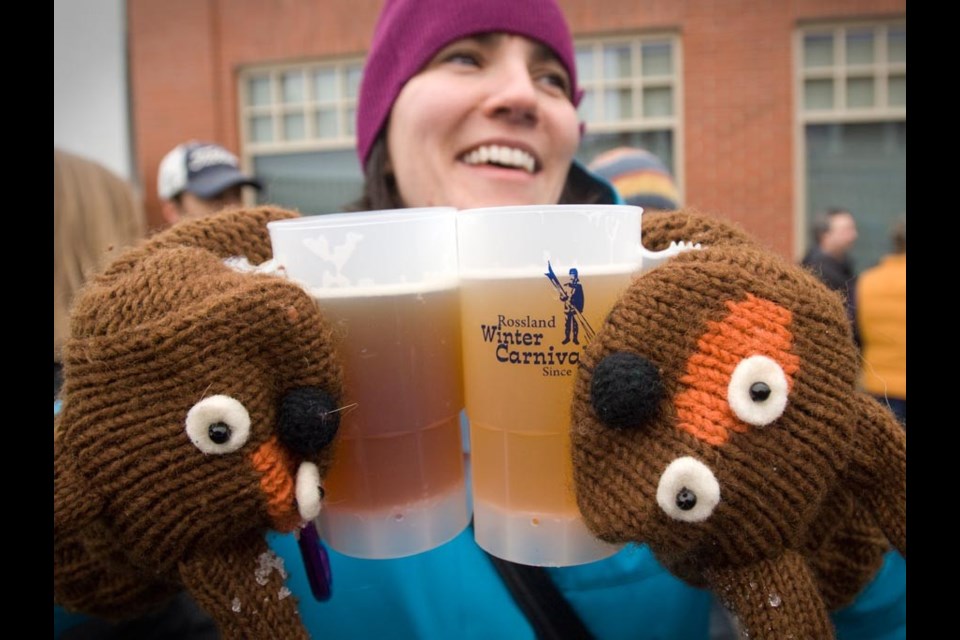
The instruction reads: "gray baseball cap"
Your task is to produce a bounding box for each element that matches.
[157,141,262,200]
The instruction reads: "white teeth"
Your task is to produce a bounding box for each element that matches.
[462,145,536,173]
[295,461,322,522]
[669,240,703,251]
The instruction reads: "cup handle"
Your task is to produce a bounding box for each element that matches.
[638,241,702,273]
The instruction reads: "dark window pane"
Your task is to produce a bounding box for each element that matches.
[805,122,906,273]
[254,149,363,214]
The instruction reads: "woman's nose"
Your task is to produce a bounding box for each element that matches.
[482,61,539,125]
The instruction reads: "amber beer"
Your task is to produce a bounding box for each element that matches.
[267,207,468,559]
[457,204,643,566]
[314,282,468,556]
[461,265,634,565]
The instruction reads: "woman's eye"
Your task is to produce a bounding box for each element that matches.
[537,72,570,95]
[444,52,481,67]
[185,395,251,455]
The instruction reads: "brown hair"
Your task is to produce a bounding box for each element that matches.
[347,136,403,211]
[54,149,146,362]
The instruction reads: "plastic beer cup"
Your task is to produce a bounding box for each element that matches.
[456,204,647,566]
[268,208,468,559]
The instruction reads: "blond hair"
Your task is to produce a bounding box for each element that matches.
[54,149,146,362]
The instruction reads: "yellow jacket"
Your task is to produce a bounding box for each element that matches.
[856,254,906,398]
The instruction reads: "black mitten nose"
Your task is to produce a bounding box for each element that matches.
[590,352,664,430]
[278,387,341,456]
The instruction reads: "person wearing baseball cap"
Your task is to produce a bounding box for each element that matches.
[157,140,262,224]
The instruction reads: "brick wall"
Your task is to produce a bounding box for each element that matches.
[129,0,905,255]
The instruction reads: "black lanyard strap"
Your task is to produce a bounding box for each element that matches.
[485,550,595,640]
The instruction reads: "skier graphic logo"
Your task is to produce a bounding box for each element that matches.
[545,261,595,345]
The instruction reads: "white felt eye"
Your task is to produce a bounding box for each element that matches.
[656,457,720,522]
[727,355,789,426]
[185,395,251,454]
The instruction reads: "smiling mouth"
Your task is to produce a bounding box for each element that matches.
[460,144,537,174]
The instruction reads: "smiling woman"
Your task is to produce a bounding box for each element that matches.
[266,0,720,639]
[348,0,616,214]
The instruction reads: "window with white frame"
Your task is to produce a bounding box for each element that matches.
[797,21,905,272]
[240,58,366,215]
[243,60,363,149]
[573,35,682,192]
[801,23,905,116]
[237,35,682,215]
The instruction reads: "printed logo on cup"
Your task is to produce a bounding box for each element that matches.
[478,261,597,379]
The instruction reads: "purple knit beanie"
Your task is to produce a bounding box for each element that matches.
[356,0,580,172]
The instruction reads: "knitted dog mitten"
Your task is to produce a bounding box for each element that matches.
[571,210,906,639]
[54,207,342,639]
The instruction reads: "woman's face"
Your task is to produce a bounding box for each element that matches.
[386,34,580,209]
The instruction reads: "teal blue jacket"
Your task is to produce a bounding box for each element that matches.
[268,525,713,639]
[267,528,905,640]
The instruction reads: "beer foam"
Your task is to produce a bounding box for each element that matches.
[309,278,459,299]
[459,262,640,280]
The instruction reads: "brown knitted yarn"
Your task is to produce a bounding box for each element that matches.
[54,207,341,640]
[571,212,906,638]
[99,205,299,282]
[805,492,889,610]
[705,549,834,638]
[641,208,760,252]
[180,531,308,640]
